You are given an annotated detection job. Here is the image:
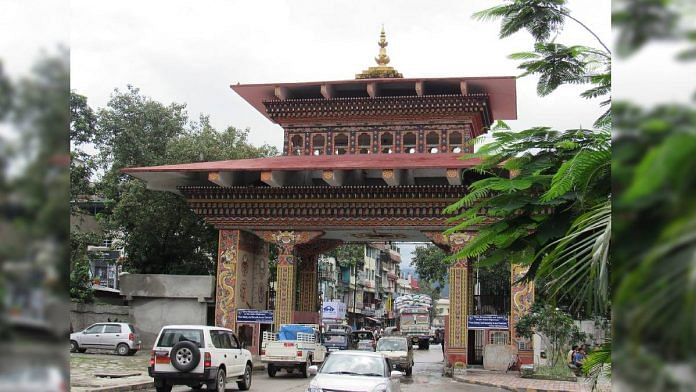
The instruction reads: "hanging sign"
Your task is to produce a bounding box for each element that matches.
[322,301,347,320]
[467,315,509,329]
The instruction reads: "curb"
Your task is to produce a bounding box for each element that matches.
[82,381,154,392]
[454,375,517,392]
[453,375,577,392]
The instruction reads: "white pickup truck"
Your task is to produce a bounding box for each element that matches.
[261,324,327,378]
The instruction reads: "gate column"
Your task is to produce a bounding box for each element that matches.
[423,232,473,367]
[511,263,534,365]
[215,229,242,331]
[297,254,319,312]
[256,231,323,330]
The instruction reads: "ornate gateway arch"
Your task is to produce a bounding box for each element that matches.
[124,31,533,367]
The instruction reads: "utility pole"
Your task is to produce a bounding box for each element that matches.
[352,261,358,329]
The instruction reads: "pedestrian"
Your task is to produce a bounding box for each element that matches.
[573,347,586,367]
[567,345,578,365]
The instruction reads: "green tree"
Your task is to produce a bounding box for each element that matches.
[327,244,365,268]
[449,0,611,317]
[410,245,449,288]
[515,303,586,368]
[71,87,278,275]
[69,231,100,303]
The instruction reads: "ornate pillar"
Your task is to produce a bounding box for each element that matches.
[215,230,241,331]
[256,231,323,330]
[423,231,472,367]
[511,263,535,365]
[297,254,319,312]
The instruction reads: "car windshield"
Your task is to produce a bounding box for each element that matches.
[377,339,407,351]
[157,329,204,348]
[320,354,385,377]
[324,334,347,344]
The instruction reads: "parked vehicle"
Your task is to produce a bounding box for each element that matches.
[70,322,141,356]
[350,330,376,351]
[0,366,66,392]
[261,324,327,378]
[307,350,402,392]
[148,325,253,392]
[322,330,350,353]
[376,336,414,376]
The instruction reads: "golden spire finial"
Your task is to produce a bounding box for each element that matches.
[356,26,403,79]
[375,25,390,66]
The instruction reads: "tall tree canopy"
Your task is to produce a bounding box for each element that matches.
[70,86,278,275]
[448,0,611,318]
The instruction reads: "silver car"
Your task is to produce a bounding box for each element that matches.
[307,351,402,392]
[70,322,141,356]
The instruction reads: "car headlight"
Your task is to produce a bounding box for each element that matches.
[372,384,388,392]
[307,386,323,392]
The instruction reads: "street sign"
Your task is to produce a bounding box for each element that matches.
[236,309,274,324]
[467,315,509,329]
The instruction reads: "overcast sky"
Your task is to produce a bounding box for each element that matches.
[68,0,613,149]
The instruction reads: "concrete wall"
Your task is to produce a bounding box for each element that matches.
[120,274,215,300]
[70,301,130,332]
[130,297,209,348]
[120,274,215,347]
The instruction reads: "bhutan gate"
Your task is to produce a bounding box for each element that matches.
[124,31,534,366]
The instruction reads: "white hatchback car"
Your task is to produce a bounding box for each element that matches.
[307,350,402,392]
[149,325,253,392]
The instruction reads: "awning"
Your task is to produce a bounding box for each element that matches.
[365,317,382,324]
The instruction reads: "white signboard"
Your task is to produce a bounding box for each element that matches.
[322,301,347,320]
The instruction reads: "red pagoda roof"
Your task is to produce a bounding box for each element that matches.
[123,153,480,173]
[122,153,483,192]
[230,76,517,123]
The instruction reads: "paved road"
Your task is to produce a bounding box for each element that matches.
[150,344,502,392]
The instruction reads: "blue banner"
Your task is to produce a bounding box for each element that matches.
[467,315,509,329]
[236,309,274,324]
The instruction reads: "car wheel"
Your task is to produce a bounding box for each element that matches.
[237,363,252,390]
[267,364,277,378]
[424,341,430,350]
[406,366,413,376]
[70,340,79,353]
[169,341,201,372]
[116,343,130,356]
[212,368,225,392]
[301,357,311,378]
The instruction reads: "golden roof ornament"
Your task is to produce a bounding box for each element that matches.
[356,26,403,79]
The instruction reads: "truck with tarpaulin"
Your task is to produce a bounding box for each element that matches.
[395,294,433,349]
[260,324,327,378]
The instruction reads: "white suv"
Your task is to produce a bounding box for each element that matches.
[148,325,253,392]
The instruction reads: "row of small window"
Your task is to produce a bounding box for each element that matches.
[288,130,466,155]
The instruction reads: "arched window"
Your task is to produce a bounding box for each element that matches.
[358,133,371,154]
[449,131,463,153]
[312,134,325,155]
[426,131,439,153]
[334,133,348,155]
[290,134,303,155]
[403,132,417,153]
[380,132,394,154]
